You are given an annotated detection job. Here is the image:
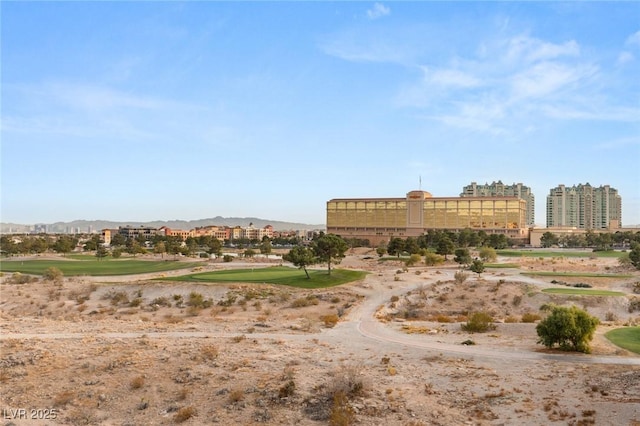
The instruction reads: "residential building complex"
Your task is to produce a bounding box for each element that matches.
[461,181,535,226]
[102,224,274,245]
[546,184,622,229]
[326,190,529,246]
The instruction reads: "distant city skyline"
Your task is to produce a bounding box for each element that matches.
[2,2,639,226]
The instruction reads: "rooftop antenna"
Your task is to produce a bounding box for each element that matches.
[419,175,422,190]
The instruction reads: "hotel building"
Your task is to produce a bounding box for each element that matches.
[461,181,535,226]
[327,190,529,246]
[546,184,622,229]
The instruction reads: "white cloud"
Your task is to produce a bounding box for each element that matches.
[48,83,169,111]
[506,36,580,64]
[510,62,596,99]
[367,3,390,20]
[423,67,481,88]
[617,51,634,65]
[626,30,640,47]
[319,36,408,64]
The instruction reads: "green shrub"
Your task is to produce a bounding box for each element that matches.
[461,312,496,333]
[536,305,599,353]
[188,292,212,308]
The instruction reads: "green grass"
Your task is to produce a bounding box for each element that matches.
[605,327,640,354]
[166,266,368,289]
[541,288,626,296]
[497,250,624,258]
[484,263,520,268]
[0,259,198,276]
[522,271,632,278]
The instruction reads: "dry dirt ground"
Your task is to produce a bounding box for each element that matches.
[1,250,639,426]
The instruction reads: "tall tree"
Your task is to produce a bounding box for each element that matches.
[260,239,273,255]
[454,248,472,266]
[283,246,316,279]
[629,243,640,270]
[469,259,485,278]
[436,236,455,260]
[387,238,405,258]
[53,236,77,256]
[312,234,348,276]
[95,245,109,261]
[404,237,420,254]
[540,232,559,248]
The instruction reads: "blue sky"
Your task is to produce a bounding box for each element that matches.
[2,1,639,226]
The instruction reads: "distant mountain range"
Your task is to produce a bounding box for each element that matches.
[0,217,325,234]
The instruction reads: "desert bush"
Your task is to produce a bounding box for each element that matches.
[231,335,246,343]
[405,253,422,267]
[628,297,640,313]
[604,311,618,322]
[103,290,129,306]
[461,312,496,333]
[521,312,541,323]
[223,254,234,262]
[329,391,355,426]
[278,380,296,398]
[186,306,202,316]
[53,390,74,407]
[389,295,399,303]
[228,388,245,403]
[150,296,172,307]
[291,295,319,308]
[174,406,196,423]
[130,375,145,389]
[504,315,519,323]
[478,246,497,262]
[321,314,339,328]
[435,314,453,323]
[424,252,445,266]
[512,295,522,307]
[43,267,64,282]
[454,270,468,284]
[329,363,366,398]
[632,282,640,294]
[164,314,184,323]
[218,293,237,307]
[129,297,143,307]
[188,292,213,308]
[9,272,36,284]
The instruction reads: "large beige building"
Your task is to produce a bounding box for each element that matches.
[546,184,622,229]
[327,190,529,246]
[461,181,535,226]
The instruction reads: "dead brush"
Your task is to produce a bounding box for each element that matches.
[53,390,74,407]
[228,388,245,403]
[200,344,219,361]
[174,406,195,423]
[130,375,145,389]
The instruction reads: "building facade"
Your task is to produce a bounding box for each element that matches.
[327,190,529,246]
[461,181,535,226]
[546,184,621,229]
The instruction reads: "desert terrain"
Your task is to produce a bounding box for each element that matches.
[1,250,639,426]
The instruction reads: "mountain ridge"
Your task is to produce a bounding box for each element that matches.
[0,217,325,234]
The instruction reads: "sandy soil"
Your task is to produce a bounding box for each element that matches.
[1,250,639,425]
